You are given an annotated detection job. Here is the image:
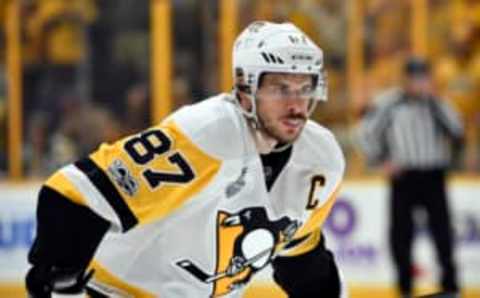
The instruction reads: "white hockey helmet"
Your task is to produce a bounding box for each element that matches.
[232,21,327,101]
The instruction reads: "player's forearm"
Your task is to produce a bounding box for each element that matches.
[26,186,110,297]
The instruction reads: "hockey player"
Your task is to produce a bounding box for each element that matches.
[26,21,346,298]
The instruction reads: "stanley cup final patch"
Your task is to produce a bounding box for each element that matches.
[225,167,248,198]
[107,159,139,196]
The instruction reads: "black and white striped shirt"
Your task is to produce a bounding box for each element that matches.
[358,88,464,170]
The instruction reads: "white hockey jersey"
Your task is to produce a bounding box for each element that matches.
[45,94,345,298]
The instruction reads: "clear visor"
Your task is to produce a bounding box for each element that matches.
[254,71,327,101]
[256,85,317,101]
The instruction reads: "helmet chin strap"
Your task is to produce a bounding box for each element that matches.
[252,127,278,154]
[235,91,278,154]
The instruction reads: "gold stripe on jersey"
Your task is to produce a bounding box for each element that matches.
[281,228,322,257]
[89,120,222,226]
[89,261,155,298]
[293,183,341,241]
[44,172,88,206]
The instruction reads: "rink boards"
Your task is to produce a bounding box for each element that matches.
[1,179,479,297]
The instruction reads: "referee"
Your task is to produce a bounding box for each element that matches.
[359,57,463,298]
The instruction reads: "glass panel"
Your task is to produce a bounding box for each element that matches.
[0,1,6,177]
[358,0,411,175]
[429,0,480,172]
[2,0,477,179]
[363,0,410,95]
[171,0,215,103]
[21,0,151,178]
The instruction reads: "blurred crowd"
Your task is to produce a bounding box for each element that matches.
[0,0,479,178]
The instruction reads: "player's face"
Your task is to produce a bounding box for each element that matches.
[406,74,432,98]
[255,73,314,144]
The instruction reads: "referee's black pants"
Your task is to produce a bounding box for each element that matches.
[389,169,458,295]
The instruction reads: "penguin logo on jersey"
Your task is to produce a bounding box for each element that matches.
[176,207,298,297]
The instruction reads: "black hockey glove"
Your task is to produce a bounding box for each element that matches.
[26,265,94,298]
